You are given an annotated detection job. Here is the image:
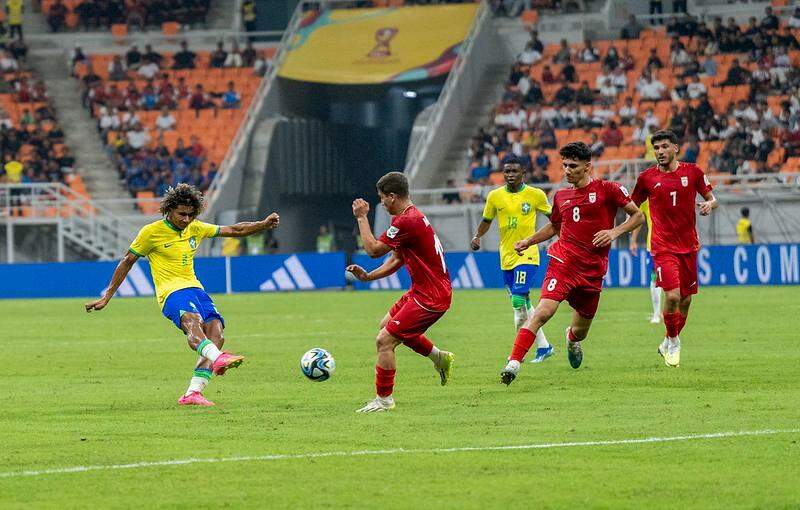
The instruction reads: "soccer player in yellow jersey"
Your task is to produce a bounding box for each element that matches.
[471,156,553,363]
[86,184,280,406]
[737,207,754,244]
[629,200,662,324]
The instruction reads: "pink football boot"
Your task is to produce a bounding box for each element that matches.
[178,391,215,406]
[212,352,245,375]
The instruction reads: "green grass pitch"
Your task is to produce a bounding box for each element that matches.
[1,286,799,508]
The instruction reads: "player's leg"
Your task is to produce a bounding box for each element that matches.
[563,288,600,369]
[356,327,402,413]
[649,255,662,323]
[391,299,453,385]
[511,265,551,363]
[500,298,560,385]
[675,251,698,337]
[654,254,683,367]
[181,318,224,401]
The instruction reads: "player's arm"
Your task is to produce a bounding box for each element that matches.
[85,251,138,312]
[470,218,492,251]
[217,212,280,237]
[514,222,557,255]
[629,223,642,253]
[346,251,403,282]
[697,190,718,216]
[352,198,392,258]
[593,202,644,247]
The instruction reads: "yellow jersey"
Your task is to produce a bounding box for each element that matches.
[482,184,551,270]
[640,200,653,252]
[129,219,220,308]
[737,218,753,244]
[6,0,23,24]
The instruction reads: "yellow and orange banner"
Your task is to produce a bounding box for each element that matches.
[278,4,479,84]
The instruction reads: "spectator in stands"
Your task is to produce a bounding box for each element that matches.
[620,14,644,40]
[554,79,575,105]
[518,42,541,66]
[58,146,75,172]
[670,41,691,67]
[5,0,23,40]
[578,39,599,63]
[670,76,689,101]
[210,41,227,68]
[155,106,176,131]
[242,41,257,67]
[143,45,163,67]
[48,0,69,32]
[75,0,99,31]
[524,79,543,105]
[610,66,627,93]
[761,6,779,31]
[172,41,197,69]
[682,136,699,164]
[225,41,244,68]
[127,0,147,31]
[137,57,160,79]
[575,81,594,105]
[126,121,150,151]
[253,51,268,77]
[98,106,121,136]
[598,77,618,102]
[442,179,461,204]
[589,132,604,157]
[719,58,749,86]
[701,54,717,77]
[601,120,623,147]
[645,48,664,69]
[637,72,667,102]
[789,7,800,29]
[620,48,635,71]
[553,39,572,65]
[189,134,206,163]
[221,81,241,109]
[618,96,637,126]
[108,55,128,81]
[469,157,491,183]
[603,44,619,70]
[242,0,257,34]
[0,51,19,72]
[126,46,142,70]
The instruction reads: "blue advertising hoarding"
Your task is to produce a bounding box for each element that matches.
[0,245,795,299]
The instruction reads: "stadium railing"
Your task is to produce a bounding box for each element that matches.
[0,183,139,262]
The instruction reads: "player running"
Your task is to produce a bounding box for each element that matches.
[500,142,644,384]
[85,183,280,406]
[629,200,662,324]
[470,155,553,362]
[347,171,454,413]
[631,130,717,368]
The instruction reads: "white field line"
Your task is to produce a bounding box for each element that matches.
[1,429,796,480]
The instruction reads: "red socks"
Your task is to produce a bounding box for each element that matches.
[567,327,579,342]
[510,327,535,362]
[676,313,687,335]
[375,365,395,397]
[663,312,681,338]
[404,334,433,357]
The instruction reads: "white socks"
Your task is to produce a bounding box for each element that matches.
[197,338,222,363]
[185,377,208,396]
[513,305,528,331]
[428,346,441,364]
[650,280,662,317]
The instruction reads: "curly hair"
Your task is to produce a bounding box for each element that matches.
[559,141,592,162]
[159,183,206,216]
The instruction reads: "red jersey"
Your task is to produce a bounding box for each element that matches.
[631,162,713,255]
[379,205,452,312]
[548,179,632,279]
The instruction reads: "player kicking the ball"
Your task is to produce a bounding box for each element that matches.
[347,172,454,413]
[86,183,280,406]
[500,142,644,384]
[631,130,717,367]
[470,155,553,362]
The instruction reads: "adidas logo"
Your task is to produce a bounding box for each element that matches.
[369,273,402,290]
[259,255,315,291]
[451,254,484,289]
[106,263,155,297]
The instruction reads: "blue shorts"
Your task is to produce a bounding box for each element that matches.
[162,287,225,330]
[502,264,539,297]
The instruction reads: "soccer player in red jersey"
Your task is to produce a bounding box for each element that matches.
[500,142,644,384]
[347,172,455,413]
[631,130,717,367]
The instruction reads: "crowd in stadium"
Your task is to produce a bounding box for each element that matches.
[45,0,211,32]
[74,40,263,196]
[468,6,800,185]
[0,36,73,186]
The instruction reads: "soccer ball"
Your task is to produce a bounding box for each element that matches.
[300,348,335,382]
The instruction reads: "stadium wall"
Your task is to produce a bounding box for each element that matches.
[0,245,797,299]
